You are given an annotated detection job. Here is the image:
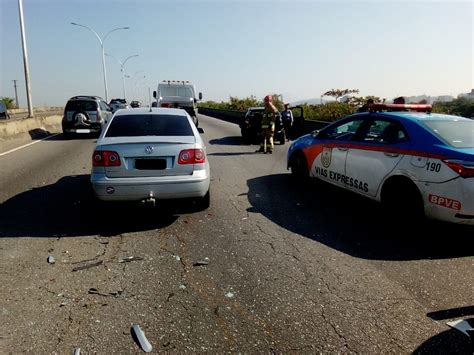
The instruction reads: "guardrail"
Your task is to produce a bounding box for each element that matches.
[198,107,330,137]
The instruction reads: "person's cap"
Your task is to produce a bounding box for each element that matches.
[264,95,273,103]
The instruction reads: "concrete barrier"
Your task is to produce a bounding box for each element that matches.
[0,115,62,140]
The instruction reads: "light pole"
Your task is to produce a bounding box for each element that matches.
[70,22,130,102]
[105,54,138,100]
[18,0,33,117]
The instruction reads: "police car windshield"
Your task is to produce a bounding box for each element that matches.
[424,120,474,148]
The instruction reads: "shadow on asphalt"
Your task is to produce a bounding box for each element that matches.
[208,152,258,157]
[208,136,245,146]
[246,173,473,261]
[414,329,472,354]
[0,174,189,238]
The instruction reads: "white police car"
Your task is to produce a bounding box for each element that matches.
[287,104,474,225]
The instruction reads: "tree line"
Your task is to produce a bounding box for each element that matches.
[199,89,474,122]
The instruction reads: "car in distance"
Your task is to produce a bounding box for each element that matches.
[109,98,130,112]
[287,103,474,225]
[0,102,10,119]
[239,107,286,145]
[62,96,112,137]
[130,101,141,108]
[90,107,210,210]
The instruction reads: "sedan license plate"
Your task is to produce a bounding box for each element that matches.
[76,129,90,133]
[135,159,166,170]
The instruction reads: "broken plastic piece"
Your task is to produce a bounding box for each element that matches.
[119,256,144,263]
[225,291,235,298]
[47,256,55,264]
[131,324,152,352]
[447,318,474,338]
[73,348,81,355]
[193,259,209,266]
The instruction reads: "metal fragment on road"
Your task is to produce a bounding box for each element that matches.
[47,256,55,264]
[72,260,103,272]
[131,324,152,353]
[447,318,474,338]
[119,256,144,263]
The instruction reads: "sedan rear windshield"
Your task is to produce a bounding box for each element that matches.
[423,120,474,148]
[65,100,98,112]
[106,114,194,137]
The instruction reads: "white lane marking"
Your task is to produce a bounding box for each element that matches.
[0,133,61,157]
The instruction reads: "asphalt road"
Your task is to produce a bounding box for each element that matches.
[0,114,472,353]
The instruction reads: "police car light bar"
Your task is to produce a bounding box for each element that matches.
[369,103,432,112]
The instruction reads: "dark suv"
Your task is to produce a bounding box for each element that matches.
[239,107,286,144]
[62,96,112,137]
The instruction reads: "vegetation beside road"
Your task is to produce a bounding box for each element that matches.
[200,90,474,122]
[1,97,16,109]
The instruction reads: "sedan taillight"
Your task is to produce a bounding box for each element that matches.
[178,149,206,165]
[93,150,121,167]
[443,159,474,178]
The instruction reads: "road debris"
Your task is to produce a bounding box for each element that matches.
[179,284,187,290]
[73,347,81,355]
[119,256,144,263]
[225,291,235,299]
[447,318,474,338]
[193,257,210,266]
[72,260,103,272]
[131,324,152,353]
[47,256,55,264]
[174,255,181,261]
[88,288,123,297]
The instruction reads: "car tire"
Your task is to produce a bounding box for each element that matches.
[63,131,72,139]
[289,152,309,180]
[195,190,210,211]
[381,177,424,223]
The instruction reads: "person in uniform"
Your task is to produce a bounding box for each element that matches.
[281,103,294,141]
[256,95,279,154]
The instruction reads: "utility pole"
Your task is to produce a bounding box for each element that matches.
[18,0,33,117]
[12,80,19,108]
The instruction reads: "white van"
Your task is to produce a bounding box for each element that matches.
[153,81,202,126]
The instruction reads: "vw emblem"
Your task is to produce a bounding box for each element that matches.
[145,146,154,154]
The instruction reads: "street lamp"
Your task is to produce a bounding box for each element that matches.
[105,54,139,101]
[70,22,130,102]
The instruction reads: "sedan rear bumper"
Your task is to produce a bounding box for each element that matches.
[90,170,210,201]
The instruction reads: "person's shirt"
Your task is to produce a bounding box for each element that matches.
[281,109,293,124]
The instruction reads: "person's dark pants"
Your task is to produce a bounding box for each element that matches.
[283,122,292,140]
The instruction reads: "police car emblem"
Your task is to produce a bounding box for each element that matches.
[321,147,332,168]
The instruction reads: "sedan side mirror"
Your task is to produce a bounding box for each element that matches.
[198,128,204,134]
[198,92,202,100]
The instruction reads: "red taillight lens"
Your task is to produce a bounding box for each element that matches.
[92,150,121,167]
[443,160,474,178]
[178,149,206,165]
[161,103,171,108]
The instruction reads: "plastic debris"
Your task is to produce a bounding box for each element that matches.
[47,256,55,264]
[225,291,235,299]
[72,260,103,272]
[131,324,152,353]
[73,347,81,355]
[447,318,474,338]
[118,256,144,263]
[88,288,123,297]
[174,255,181,261]
[193,258,210,266]
[179,284,187,290]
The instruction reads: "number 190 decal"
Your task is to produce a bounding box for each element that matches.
[426,162,441,172]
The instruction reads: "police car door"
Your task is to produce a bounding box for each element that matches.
[345,118,405,197]
[312,118,366,187]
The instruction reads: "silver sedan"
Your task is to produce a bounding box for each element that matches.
[90,108,210,209]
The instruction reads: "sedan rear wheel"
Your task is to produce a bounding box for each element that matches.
[290,152,309,180]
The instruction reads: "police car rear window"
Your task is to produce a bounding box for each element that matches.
[424,120,474,148]
[106,114,194,137]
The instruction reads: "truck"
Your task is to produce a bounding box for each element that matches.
[153,80,202,126]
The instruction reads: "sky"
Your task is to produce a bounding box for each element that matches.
[0,0,472,107]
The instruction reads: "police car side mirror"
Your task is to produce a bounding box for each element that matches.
[311,130,320,138]
[199,92,202,100]
[198,127,204,134]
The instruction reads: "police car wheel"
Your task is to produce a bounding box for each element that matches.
[381,178,424,221]
[290,152,309,179]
